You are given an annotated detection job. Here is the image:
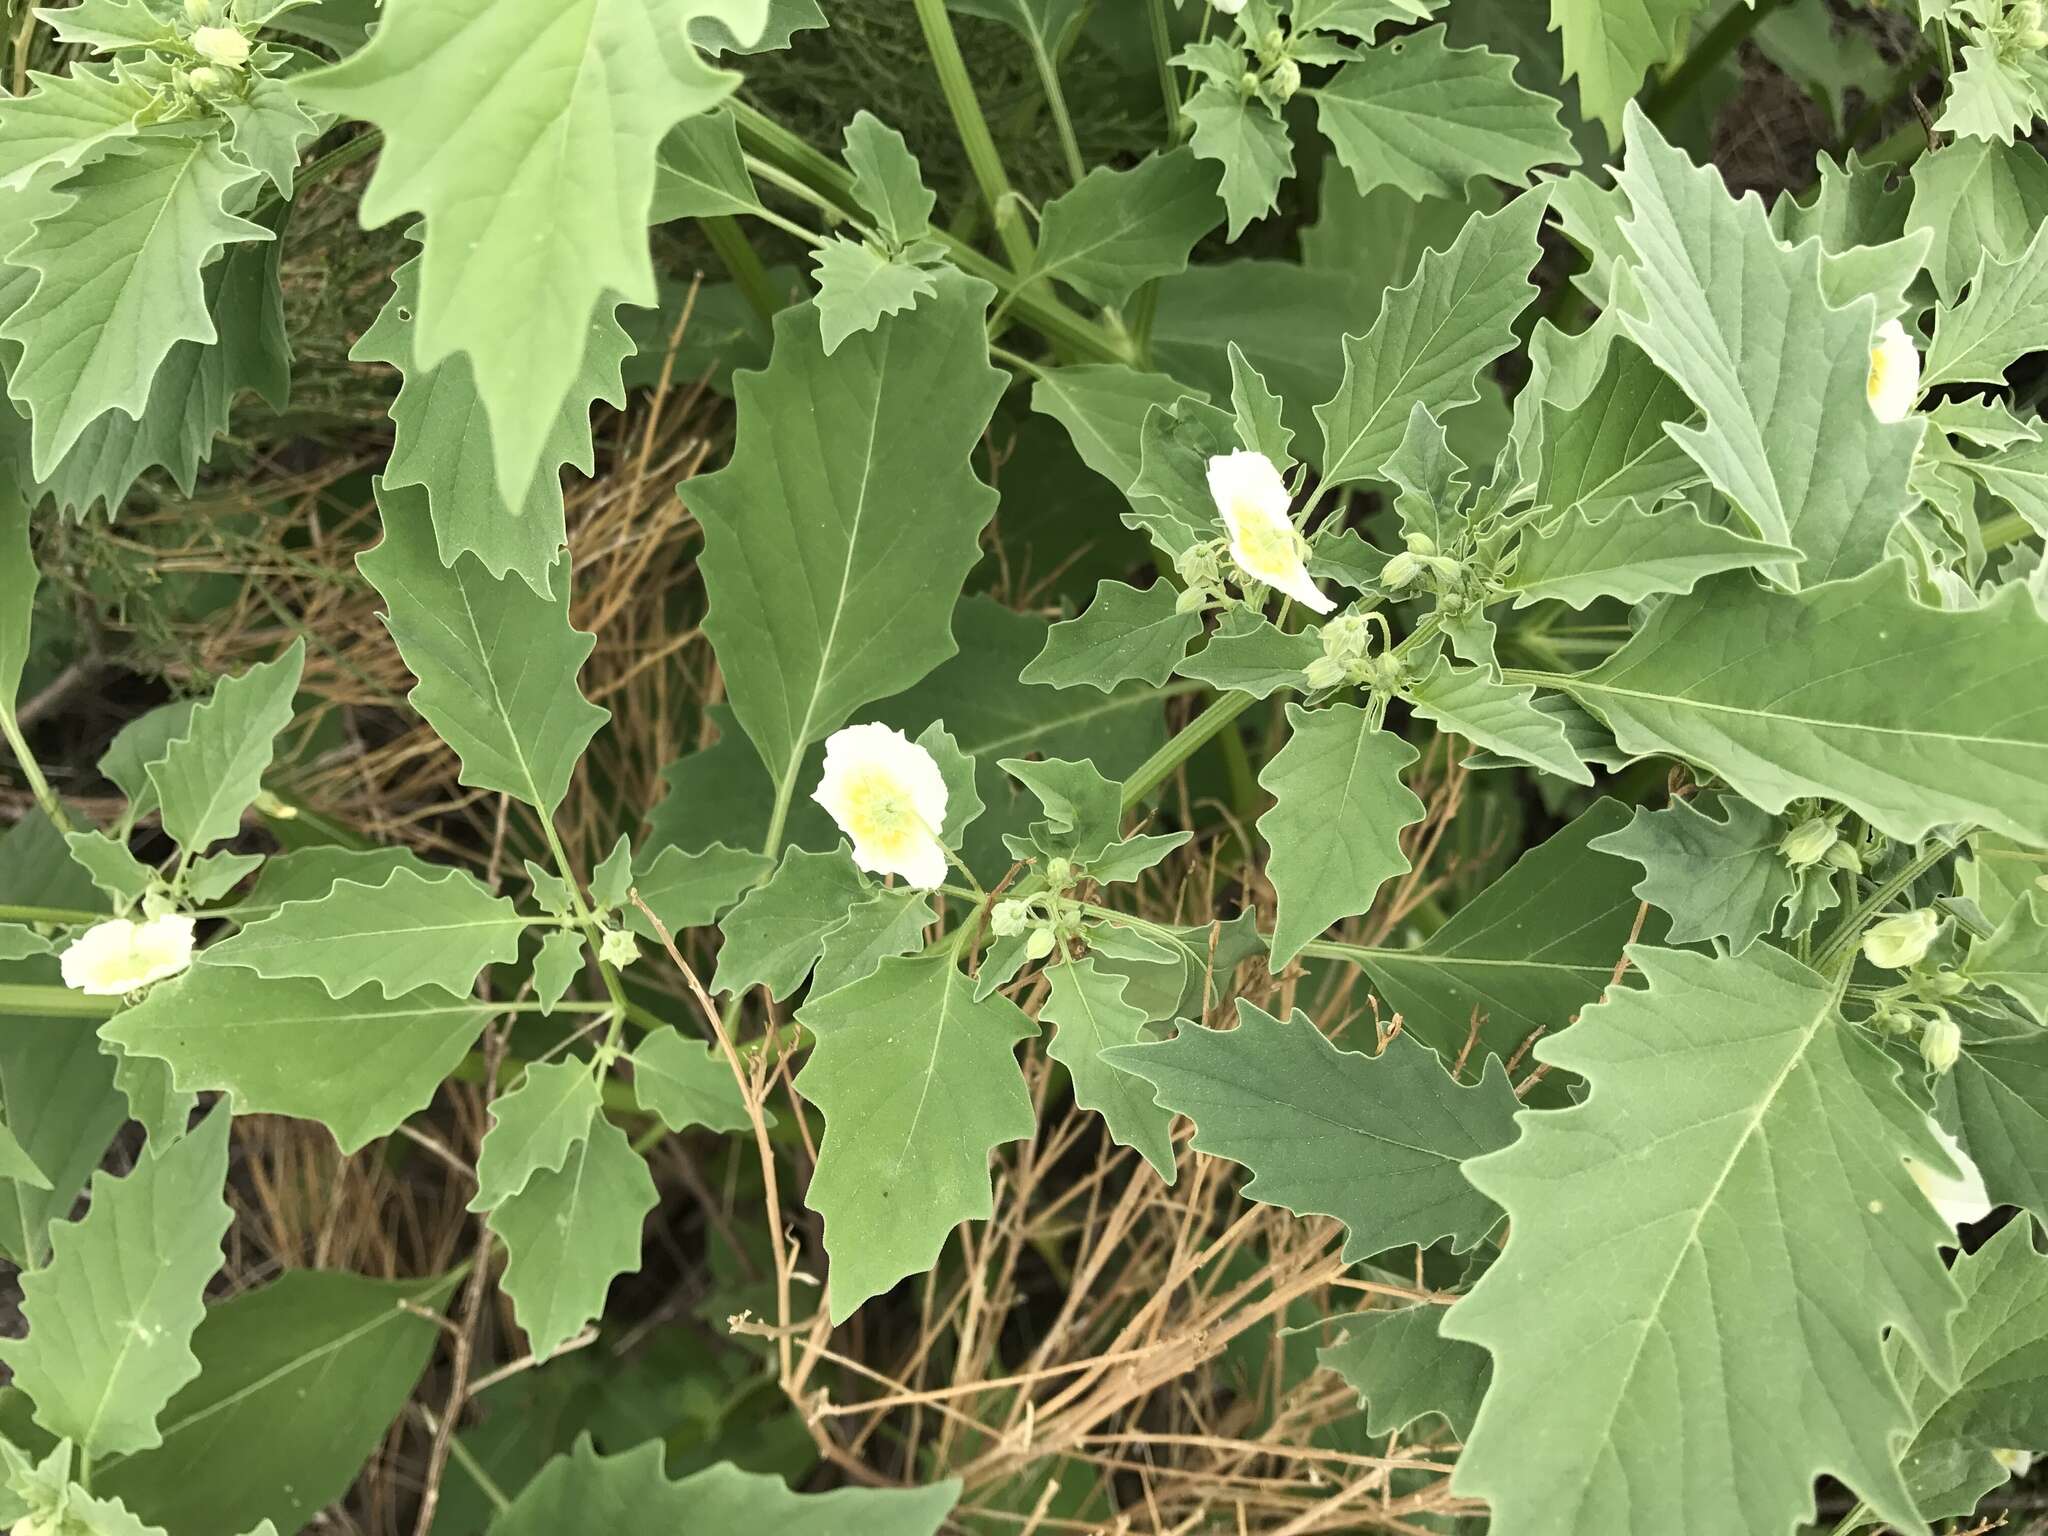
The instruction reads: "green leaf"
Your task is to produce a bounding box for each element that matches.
[1949,1032,2048,1223]
[1382,400,1468,548]
[1033,148,1222,309]
[1355,798,1647,1063]
[1609,107,1918,583]
[488,1438,959,1536]
[2,1102,229,1458]
[1174,608,1320,697]
[64,829,152,908]
[946,0,1084,51]
[531,929,585,1014]
[1315,26,1576,201]
[1532,338,1701,522]
[1318,1304,1491,1437]
[1566,563,2048,845]
[712,846,867,999]
[1924,210,2048,392]
[1181,80,1292,240]
[102,966,499,1154]
[1936,33,2048,146]
[0,480,28,722]
[492,1114,657,1359]
[1042,957,1176,1179]
[650,109,757,221]
[1965,888,2048,1023]
[1257,702,1422,968]
[1030,363,1198,501]
[351,247,633,595]
[295,0,763,508]
[629,1029,749,1134]
[795,951,1036,1320]
[181,849,262,906]
[1590,793,1794,953]
[235,845,438,914]
[1088,830,1192,886]
[691,0,822,51]
[221,72,320,200]
[207,865,529,1000]
[1446,943,1963,1536]
[915,720,983,850]
[0,1120,50,1191]
[1404,657,1593,784]
[1292,0,1441,35]
[1907,136,2048,303]
[689,270,1005,795]
[359,483,608,816]
[1967,435,2048,535]
[1551,0,1709,141]
[1505,501,1798,609]
[146,639,304,857]
[810,236,940,354]
[1105,1001,1517,1258]
[0,989,126,1272]
[841,110,935,248]
[472,1060,603,1212]
[1126,392,1236,555]
[1227,340,1292,466]
[1889,1219,2048,1521]
[588,835,633,911]
[621,843,772,942]
[0,926,52,962]
[32,0,177,51]
[813,885,934,996]
[1314,190,1545,487]
[999,754,1123,863]
[0,65,151,193]
[96,700,197,824]
[3,131,270,477]
[1020,579,1202,692]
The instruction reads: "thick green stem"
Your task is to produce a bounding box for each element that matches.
[910,0,1036,271]
[1146,0,1182,143]
[0,983,111,1017]
[1028,32,1086,186]
[0,902,103,926]
[699,214,782,327]
[1645,0,1793,126]
[1120,690,1259,812]
[1,710,66,833]
[1814,833,1965,976]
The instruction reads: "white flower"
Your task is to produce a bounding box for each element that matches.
[1205,450,1334,615]
[1994,1448,2036,1478]
[1210,0,1247,13]
[1905,1121,1994,1233]
[1863,907,1938,970]
[59,916,196,996]
[1867,318,1920,423]
[191,24,250,68]
[812,723,949,889]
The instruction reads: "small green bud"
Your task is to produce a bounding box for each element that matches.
[141,887,176,920]
[1870,1003,1914,1037]
[1024,927,1057,961]
[598,926,639,969]
[1303,655,1347,691]
[1404,532,1437,556]
[1922,966,1969,999]
[1380,550,1424,589]
[1919,1012,1963,1074]
[1820,838,1863,874]
[186,64,223,92]
[191,22,251,67]
[1044,856,1075,891]
[1421,554,1463,583]
[1239,70,1262,95]
[991,899,1030,937]
[1260,26,1286,57]
[1863,908,1939,970]
[1173,585,1208,615]
[1777,816,1838,869]
[1272,58,1302,99]
[1368,652,1407,691]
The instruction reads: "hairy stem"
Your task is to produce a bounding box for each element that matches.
[910,0,1036,271]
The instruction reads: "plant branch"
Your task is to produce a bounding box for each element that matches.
[909,0,1036,272]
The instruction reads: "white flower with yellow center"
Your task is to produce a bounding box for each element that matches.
[1866,318,1920,423]
[1994,1448,2036,1479]
[59,915,196,996]
[190,24,251,68]
[1205,450,1334,615]
[1904,1120,1993,1233]
[813,724,949,890]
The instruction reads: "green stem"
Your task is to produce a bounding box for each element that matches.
[1814,833,1966,976]
[1983,510,2039,550]
[0,902,103,926]
[443,1430,511,1514]
[1645,0,1793,126]
[1120,690,1259,812]
[0,983,111,1017]
[699,214,782,327]
[910,0,1036,271]
[1146,0,1182,144]
[1027,31,1086,187]
[1,709,67,833]
[281,126,383,200]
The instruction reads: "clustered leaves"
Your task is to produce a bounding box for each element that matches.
[3,0,2048,1530]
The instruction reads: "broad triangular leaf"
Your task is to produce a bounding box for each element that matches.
[146,639,304,857]
[1020,579,1202,692]
[1404,657,1592,784]
[1033,147,1223,308]
[712,845,866,999]
[1590,793,1795,953]
[1319,1304,1491,1438]
[1506,500,1796,609]
[1924,210,2048,393]
[629,1030,749,1134]
[1181,80,1292,239]
[471,1060,603,1212]
[1042,957,1175,1180]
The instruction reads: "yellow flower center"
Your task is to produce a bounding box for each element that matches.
[1866,344,1889,406]
[1231,501,1298,582]
[842,768,924,860]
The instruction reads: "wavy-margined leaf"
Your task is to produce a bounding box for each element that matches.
[1552,0,1709,141]
[1609,108,1919,584]
[1314,190,1545,486]
[1936,34,2048,146]
[1106,1001,1518,1258]
[1,482,32,721]
[295,0,766,509]
[795,951,1036,1320]
[1590,793,1794,953]
[1963,888,2048,1022]
[621,842,771,942]
[1174,609,1319,698]
[1257,703,1422,968]
[352,247,632,596]
[813,885,933,996]
[712,846,867,999]
[1888,1220,2048,1521]
[1925,210,2048,393]
[810,237,940,354]
[1319,1304,1491,1438]
[102,966,500,1154]
[488,1438,958,1536]
[1531,338,1700,522]
[1562,562,2048,845]
[492,1114,656,1360]
[3,131,270,476]
[0,65,151,192]
[1505,501,1796,609]
[1029,363,1195,500]
[1908,137,2048,303]
[629,1030,749,1134]
[1315,26,1576,201]
[1033,148,1223,309]
[208,866,530,1000]
[1404,657,1592,784]
[1,1102,229,1458]
[1967,435,2048,535]
[650,109,757,220]
[1950,1032,2048,1222]
[688,270,1005,796]
[471,1060,603,1213]
[1021,579,1202,692]
[1356,798,1646,1064]
[1043,957,1175,1179]
[358,484,608,816]
[1182,80,1292,239]
[841,110,935,248]
[146,639,304,857]
[1446,944,1963,1536]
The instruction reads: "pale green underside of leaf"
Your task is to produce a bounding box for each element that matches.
[1566,561,2048,845]
[146,638,304,857]
[1925,209,2048,392]
[295,0,766,508]
[1032,147,1222,309]
[1042,957,1176,1179]
[795,951,1037,1321]
[472,1059,602,1212]
[1106,1001,1518,1259]
[690,270,1005,791]
[1506,500,1797,609]
[1405,656,1593,784]
[102,964,500,1154]
[1021,579,1202,692]
[1447,944,1962,1536]
[1907,136,2048,303]
[359,483,608,816]
[1257,702,1423,968]
[810,237,939,354]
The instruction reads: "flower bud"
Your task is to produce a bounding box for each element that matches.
[1368,652,1407,691]
[1777,816,1838,869]
[1319,612,1370,660]
[1380,550,1424,589]
[1272,58,1302,99]
[1922,966,1969,998]
[1044,856,1075,891]
[191,23,250,67]
[186,64,222,92]
[1173,585,1208,615]
[1994,1448,2036,1478]
[1210,0,1246,13]
[1820,838,1863,874]
[598,927,639,969]
[1239,70,1261,96]
[1421,554,1463,583]
[1302,655,1347,691]
[184,0,213,18]
[1863,908,1939,970]
[1260,27,1285,57]
[1920,1012,1962,1075]
[990,899,1030,938]
[1024,927,1057,961]
[1404,532,1437,556]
